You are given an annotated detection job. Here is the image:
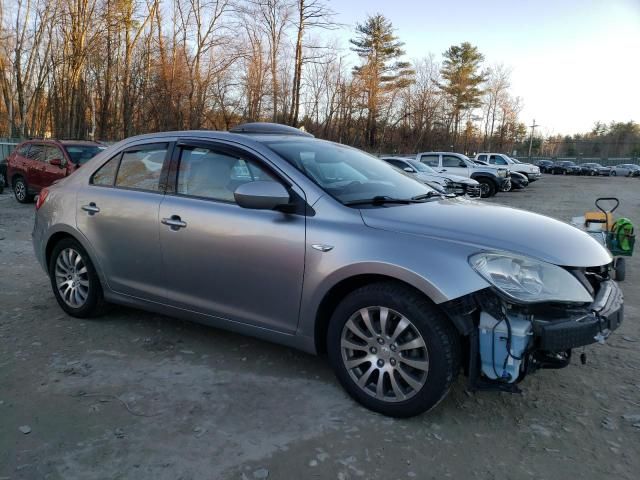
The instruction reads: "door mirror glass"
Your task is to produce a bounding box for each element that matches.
[234,181,290,210]
[50,158,63,167]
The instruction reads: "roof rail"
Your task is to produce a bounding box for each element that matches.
[229,122,314,138]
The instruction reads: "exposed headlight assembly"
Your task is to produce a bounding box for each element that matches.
[469,252,593,304]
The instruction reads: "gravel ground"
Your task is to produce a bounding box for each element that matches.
[1,175,639,480]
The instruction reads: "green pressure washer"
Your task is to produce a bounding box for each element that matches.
[581,198,635,281]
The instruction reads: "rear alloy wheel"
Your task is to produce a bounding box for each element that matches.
[49,238,106,317]
[13,177,34,203]
[478,179,496,198]
[327,282,460,417]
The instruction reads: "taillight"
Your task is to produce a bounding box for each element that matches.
[35,188,49,210]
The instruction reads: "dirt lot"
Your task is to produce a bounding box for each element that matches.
[1,175,639,480]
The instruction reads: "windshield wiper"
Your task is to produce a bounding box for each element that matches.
[344,195,424,206]
[411,191,443,201]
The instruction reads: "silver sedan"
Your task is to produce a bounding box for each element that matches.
[32,123,623,417]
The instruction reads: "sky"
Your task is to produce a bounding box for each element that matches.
[327,0,640,136]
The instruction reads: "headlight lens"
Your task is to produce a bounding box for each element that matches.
[469,252,593,304]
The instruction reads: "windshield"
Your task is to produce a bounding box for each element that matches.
[263,139,436,204]
[64,145,107,164]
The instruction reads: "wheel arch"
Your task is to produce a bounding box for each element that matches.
[43,227,107,286]
[470,172,499,187]
[313,273,455,355]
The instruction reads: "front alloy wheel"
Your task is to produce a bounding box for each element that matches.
[341,307,429,403]
[327,282,460,417]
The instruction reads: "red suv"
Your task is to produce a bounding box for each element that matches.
[7,140,105,203]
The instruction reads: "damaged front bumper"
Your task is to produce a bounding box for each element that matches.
[535,280,623,351]
[444,278,624,392]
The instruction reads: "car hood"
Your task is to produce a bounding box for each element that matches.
[360,198,612,267]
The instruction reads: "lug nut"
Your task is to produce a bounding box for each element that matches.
[390,358,397,366]
[390,344,397,352]
[377,337,385,345]
[377,359,385,368]
[370,347,377,354]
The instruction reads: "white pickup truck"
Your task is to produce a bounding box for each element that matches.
[474,153,541,181]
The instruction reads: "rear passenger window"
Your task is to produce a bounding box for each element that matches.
[115,146,167,191]
[91,156,120,186]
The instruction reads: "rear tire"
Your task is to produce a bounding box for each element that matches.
[611,171,616,176]
[48,238,107,318]
[327,282,460,418]
[13,176,34,203]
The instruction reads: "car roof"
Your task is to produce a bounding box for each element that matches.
[23,139,102,146]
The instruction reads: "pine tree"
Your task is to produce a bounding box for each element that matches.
[350,14,413,148]
[439,42,486,148]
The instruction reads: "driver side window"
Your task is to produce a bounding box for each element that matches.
[489,155,507,165]
[419,155,439,167]
[443,155,466,168]
[176,146,278,203]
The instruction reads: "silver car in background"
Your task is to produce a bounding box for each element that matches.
[33,123,624,417]
[611,163,640,177]
[380,156,482,198]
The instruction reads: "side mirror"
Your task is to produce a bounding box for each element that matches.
[234,181,291,210]
[403,167,415,173]
[50,158,63,167]
[459,161,467,168]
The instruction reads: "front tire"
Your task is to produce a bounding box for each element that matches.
[614,258,626,281]
[477,179,496,198]
[49,238,107,317]
[13,176,34,203]
[327,282,460,418]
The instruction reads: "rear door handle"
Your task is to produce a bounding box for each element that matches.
[161,215,187,230]
[81,203,100,215]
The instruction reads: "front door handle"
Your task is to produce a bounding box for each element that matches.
[161,215,187,230]
[81,202,100,215]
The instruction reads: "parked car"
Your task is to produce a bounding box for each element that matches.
[472,159,528,190]
[33,123,624,418]
[611,164,640,177]
[533,159,554,173]
[416,152,510,198]
[551,160,581,175]
[509,171,529,189]
[381,156,481,198]
[0,157,6,193]
[6,139,106,203]
[474,153,541,181]
[580,163,611,176]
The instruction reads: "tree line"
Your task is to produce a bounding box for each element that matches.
[0,0,548,155]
